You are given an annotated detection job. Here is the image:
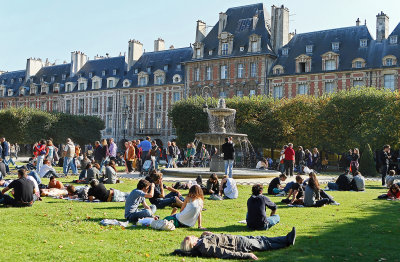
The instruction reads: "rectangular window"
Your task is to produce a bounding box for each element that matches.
[122,95,128,109]
[206,66,212,80]
[106,115,112,133]
[176,64,181,70]
[155,93,162,110]
[53,101,58,112]
[353,80,364,87]
[89,72,93,78]
[79,82,85,91]
[173,92,181,103]
[332,42,339,51]
[65,100,71,114]
[155,112,162,131]
[51,76,55,82]
[138,113,145,132]
[237,64,244,78]
[195,68,200,81]
[360,39,368,47]
[249,90,256,97]
[306,45,313,53]
[236,90,243,97]
[325,60,336,71]
[78,98,84,113]
[102,70,106,76]
[221,43,228,55]
[282,48,288,56]
[273,86,283,99]
[250,63,257,77]
[139,77,147,86]
[384,74,395,91]
[108,79,114,88]
[107,97,113,112]
[138,94,145,111]
[390,35,398,44]
[325,82,335,93]
[386,58,393,66]
[219,91,226,98]
[113,69,117,75]
[196,48,201,58]
[156,75,164,85]
[66,84,72,92]
[298,84,308,95]
[251,41,258,52]
[62,74,66,80]
[355,61,362,69]
[93,81,99,89]
[164,65,168,71]
[220,65,228,79]
[299,62,306,73]
[92,97,99,113]
[147,67,151,73]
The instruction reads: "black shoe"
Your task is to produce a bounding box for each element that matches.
[286,227,296,246]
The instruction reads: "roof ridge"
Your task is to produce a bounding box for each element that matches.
[226,3,263,11]
[295,25,367,36]
[143,47,192,55]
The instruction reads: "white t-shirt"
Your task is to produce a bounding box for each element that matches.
[224,178,238,199]
[27,176,39,196]
[39,164,56,178]
[176,198,203,227]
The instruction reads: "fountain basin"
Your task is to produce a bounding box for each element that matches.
[208,108,236,117]
[195,132,248,146]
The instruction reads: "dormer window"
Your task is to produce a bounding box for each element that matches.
[273,65,284,75]
[173,74,182,83]
[251,41,258,52]
[113,69,117,75]
[10,79,14,84]
[383,55,397,67]
[78,74,81,78]
[355,61,362,68]
[62,74,66,80]
[176,64,181,70]
[147,67,151,73]
[360,39,368,47]
[164,65,168,71]
[89,72,93,78]
[19,78,22,83]
[390,35,398,44]
[306,45,313,53]
[196,48,201,58]
[240,46,245,52]
[208,50,213,55]
[139,77,147,86]
[155,75,164,85]
[53,84,59,93]
[19,87,25,96]
[108,79,114,88]
[8,89,13,96]
[332,42,339,51]
[221,43,229,55]
[282,48,289,56]
[325,60,336,71]
[41,85,48,94]
[134,69,139,74]
[102,70,106,76]
[386,58,393,66]
[66,83,72,92]
[51,76,55,82]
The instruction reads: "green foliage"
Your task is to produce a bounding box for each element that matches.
[170,87,400,153]
[359,143,378,177]
[0,107,104,144]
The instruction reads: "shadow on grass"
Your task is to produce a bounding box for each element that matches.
[93,206,124,210]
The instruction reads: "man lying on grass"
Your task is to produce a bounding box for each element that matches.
[173,228,296,260]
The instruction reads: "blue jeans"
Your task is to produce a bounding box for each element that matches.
[100,158,109,173]
[152,192,184,209]
[167,155,172,168]
[28,171,41,185]
[63,157,78,175]
[126,205,156,223]
[265,214,280,230]
[224,159,234,178]
[328,182,339,190]
[36,155,45,173]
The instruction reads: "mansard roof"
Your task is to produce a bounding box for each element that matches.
[272,25,375,75]
[125,47,192,87]
[0,70,26,95]
[389,22,400,37]
[197,3,274,60]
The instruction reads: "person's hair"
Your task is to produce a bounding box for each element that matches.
[279,174,287,180]
[94,163,100,170]
[295,175,303,183]
[86,163,92,169]
[261,158,267,163]
[101,139,107,146]
[223,175,228,179]
[108,160,116,171]
[209,173,218,182]
[353,148,359,155]
[40,139,46,145]
[283,145,287,149]
[389,170,396,176]
[172,141,176,146]
[151,172,162,183]
[66,185,76,195]
[390,183,399,192]
[43,159,50,165]
[180,237,194,252]
[298,146,303,150]
[313,148,319,153]
[90,179,100,188]
[383,144,390,150]
[252,184,263,195]
[50,176,56,181]
[47,140,53,146]
[18,169,26,177]
[95,141,100,146]
[137,179,150,190]
[308,172,320,191]
[288,143,293,147]
[146,136,151,141]
[225,137,229,142]
[187,185,204,200]
[354,171,361,176]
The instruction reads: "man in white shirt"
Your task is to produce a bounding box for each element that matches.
[39,159,57,178]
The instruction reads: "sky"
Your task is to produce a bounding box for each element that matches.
[1,0,400,71]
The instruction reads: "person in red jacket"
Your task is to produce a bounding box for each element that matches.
[284,143,295,177]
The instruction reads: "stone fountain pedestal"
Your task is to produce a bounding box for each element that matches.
[210,155,225,172]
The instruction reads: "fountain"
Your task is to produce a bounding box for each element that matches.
[195,98,249,172]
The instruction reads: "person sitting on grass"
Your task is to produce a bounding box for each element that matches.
[0,169,36,207]
[350,170,365,191]
[304,172,340,207]
[48,176,64,189]
[39,160,57,178]
[282,175,304,205]
[219,175,238,199]
[204,173,219,195]
[147,172,184,209]
[267,174,287,195]
[124,179,156,223]
[174,227,296,260]
[0,179,12,187]
[378,184,400,200]
[385,170,400,188]
[165,185,205,229]
[327,170,353,191]
[77,163,100,183]
[247,184,280,230]
[88,179,129,202]
[102,160,118,184]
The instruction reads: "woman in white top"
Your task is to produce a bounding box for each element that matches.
[166,185,205,229]
[219,176,238,199]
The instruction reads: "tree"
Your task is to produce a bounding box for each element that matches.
[359,143,378,177]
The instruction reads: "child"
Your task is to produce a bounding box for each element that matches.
[124,179,156,223]
[282,175,304,205]
[219,175,238,199]
[165,185,205,229]
[385,170,400,188]
[378,184,400,200]
[268,174,287,195]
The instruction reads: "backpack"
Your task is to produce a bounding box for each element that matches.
[150,219,175,231]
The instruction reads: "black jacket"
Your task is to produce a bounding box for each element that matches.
[222,142,235,160]
[335,173,353,191]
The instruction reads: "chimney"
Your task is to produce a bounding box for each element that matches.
[70,51,88,77]
[271,5,290,53]
[376,11,389,41]
[169,45,175,50]
[25,58,43,80]
[218,12,227,35]
[196,20,207,42]
[0,71,4,76]
[154,38,165,52]
[356,18,360,26]
[127,39,143,71]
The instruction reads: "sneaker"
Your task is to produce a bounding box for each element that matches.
[286,227,296,246]
[331,201,340,206]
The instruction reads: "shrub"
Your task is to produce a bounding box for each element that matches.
[359,143,378,177]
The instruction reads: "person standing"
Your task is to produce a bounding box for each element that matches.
[46,140,55,165]
[381,145,391,186]
[138,137,152,165]
[99,139,109,173]
[108,138,118,162]
[34,139,47,174]
[284,143,295,177]
[295,146,305,173]
[150,141,160,170]
[63,138,77,176]
[124,141,135,173]
[222,138,235,178]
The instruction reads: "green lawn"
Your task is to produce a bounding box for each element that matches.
[0,176,399,262]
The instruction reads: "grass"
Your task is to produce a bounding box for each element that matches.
[0,175,399,262]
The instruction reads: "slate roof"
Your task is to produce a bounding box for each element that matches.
[272,24,400,75]
[124,47,193,87]
[29,63,71,94]
[0,70,26,95]
[194,3,275,61]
